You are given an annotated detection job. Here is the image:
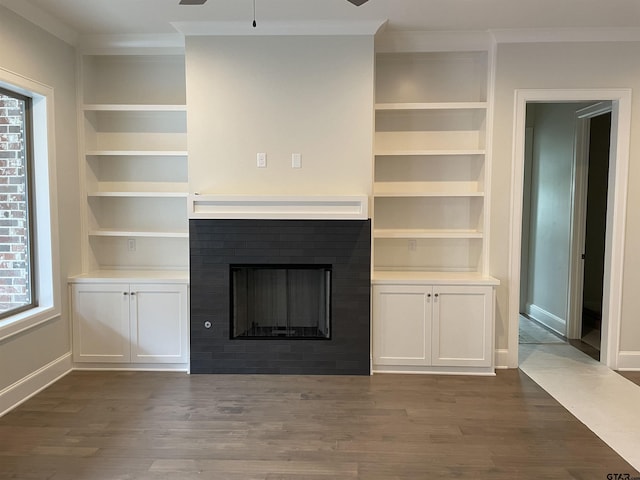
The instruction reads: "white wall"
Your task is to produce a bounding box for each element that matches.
[523,103,582,334]
[0,6,79,396]
[491,41,640,358]
[186,35,374,196]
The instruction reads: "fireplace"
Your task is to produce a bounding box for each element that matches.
[189,217,371,375]
[231,265,332,339]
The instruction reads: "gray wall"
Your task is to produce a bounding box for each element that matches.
[521,103,583,335]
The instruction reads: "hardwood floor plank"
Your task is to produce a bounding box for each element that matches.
[0,369,638,479]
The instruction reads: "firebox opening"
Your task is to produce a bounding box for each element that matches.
[230,264,332,340]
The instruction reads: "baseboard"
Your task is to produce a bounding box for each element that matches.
[617,351,640,370]
[526,303,566,336]
[0,352,72,417]
[494,349,511,369]
[72,363,189,372]
[372,365,495,376]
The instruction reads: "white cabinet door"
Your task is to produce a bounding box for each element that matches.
[72,283,131,363]
[130,284,188,364]
[431,285,493,367]
[373,285,431,366]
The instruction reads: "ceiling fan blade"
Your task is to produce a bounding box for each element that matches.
[179,0,207,5]
[346,0,370,5]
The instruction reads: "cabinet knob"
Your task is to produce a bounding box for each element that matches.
[131,292,136,296]
[123,292,129,296]
[434,293,439,298]
[427,293,431,298]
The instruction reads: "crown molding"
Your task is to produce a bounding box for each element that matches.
[171,19,387,36]
[77,34,185,55]
[0,0,78,46]
[491,27,640,44]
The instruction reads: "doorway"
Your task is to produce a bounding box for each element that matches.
[518,103,612,361]
[508,88,632,369]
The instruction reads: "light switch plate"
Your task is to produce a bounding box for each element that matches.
[257,152,267,168]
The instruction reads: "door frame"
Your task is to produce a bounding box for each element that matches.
[567,102,613,340]
[508,88,631,369]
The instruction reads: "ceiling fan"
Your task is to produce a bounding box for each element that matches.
[179,0,369,5]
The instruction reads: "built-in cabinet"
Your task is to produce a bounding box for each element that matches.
[372,281,495,373]
[71,52,189,370]
[372,48,498,373]
[71,281,188,365]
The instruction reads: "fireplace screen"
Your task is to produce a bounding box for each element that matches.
[231,265,331,339]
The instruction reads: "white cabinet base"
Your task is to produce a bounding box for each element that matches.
[372,280,497,375]
[71,281,189,371]
[372,364,496,376]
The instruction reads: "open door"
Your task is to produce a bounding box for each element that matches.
[509,88,631,369]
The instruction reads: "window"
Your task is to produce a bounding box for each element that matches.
[0,68,60,340]
[0,87,36,319]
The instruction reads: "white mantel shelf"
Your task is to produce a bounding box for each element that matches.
[188,195,369,220]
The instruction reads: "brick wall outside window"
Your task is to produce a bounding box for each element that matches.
[0,93,32,315]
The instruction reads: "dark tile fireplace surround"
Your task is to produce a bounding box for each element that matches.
[189,219,371,375]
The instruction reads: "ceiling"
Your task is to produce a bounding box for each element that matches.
[3,0,640,39]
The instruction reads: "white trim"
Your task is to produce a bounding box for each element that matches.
[72,365,189,372]
[491,27,640,44]
[508,88,631,369]
[188,195,369,220]
[0,353,72,417]
[567,114,590,340]
[525,304,566,336]
[0,0,78,46]
[567,102,613,340]
[0,67,62,342]
[172,20,387,37]
[373,365,495,376]
[77,34,186,55]
[617,352,640,371]
[494,349,510,369]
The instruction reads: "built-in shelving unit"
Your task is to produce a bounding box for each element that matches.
[373,51,491,278]
[371,49,498,374]
[77,54,188,276]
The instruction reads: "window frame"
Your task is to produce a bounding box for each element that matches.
[0,67,61,342]
[0,85,38,320]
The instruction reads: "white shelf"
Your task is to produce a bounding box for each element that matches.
[83,104,187,112]
[78,53,189,276]
[69,270,189,284]
[375,149,485,157]
[374,229,483,239]
[376,102,487,111]
[372,270,499,286]
[374,191,484,198]
[189,194,368,220]
[89,230,188,238]
[88,191,188,198]
[86,150,188,157]
[373,50,490,277]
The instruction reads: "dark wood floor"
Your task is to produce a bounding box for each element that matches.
[1,370,638,479]
[619,371,640,387]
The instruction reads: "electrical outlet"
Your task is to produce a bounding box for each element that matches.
[257,152,267,168]
[292,153,302,168]
[408,239,417,252]
[128,238,136,252]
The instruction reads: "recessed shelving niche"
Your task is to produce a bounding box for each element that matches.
[373,50,491,279]
[78,54,189,276]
